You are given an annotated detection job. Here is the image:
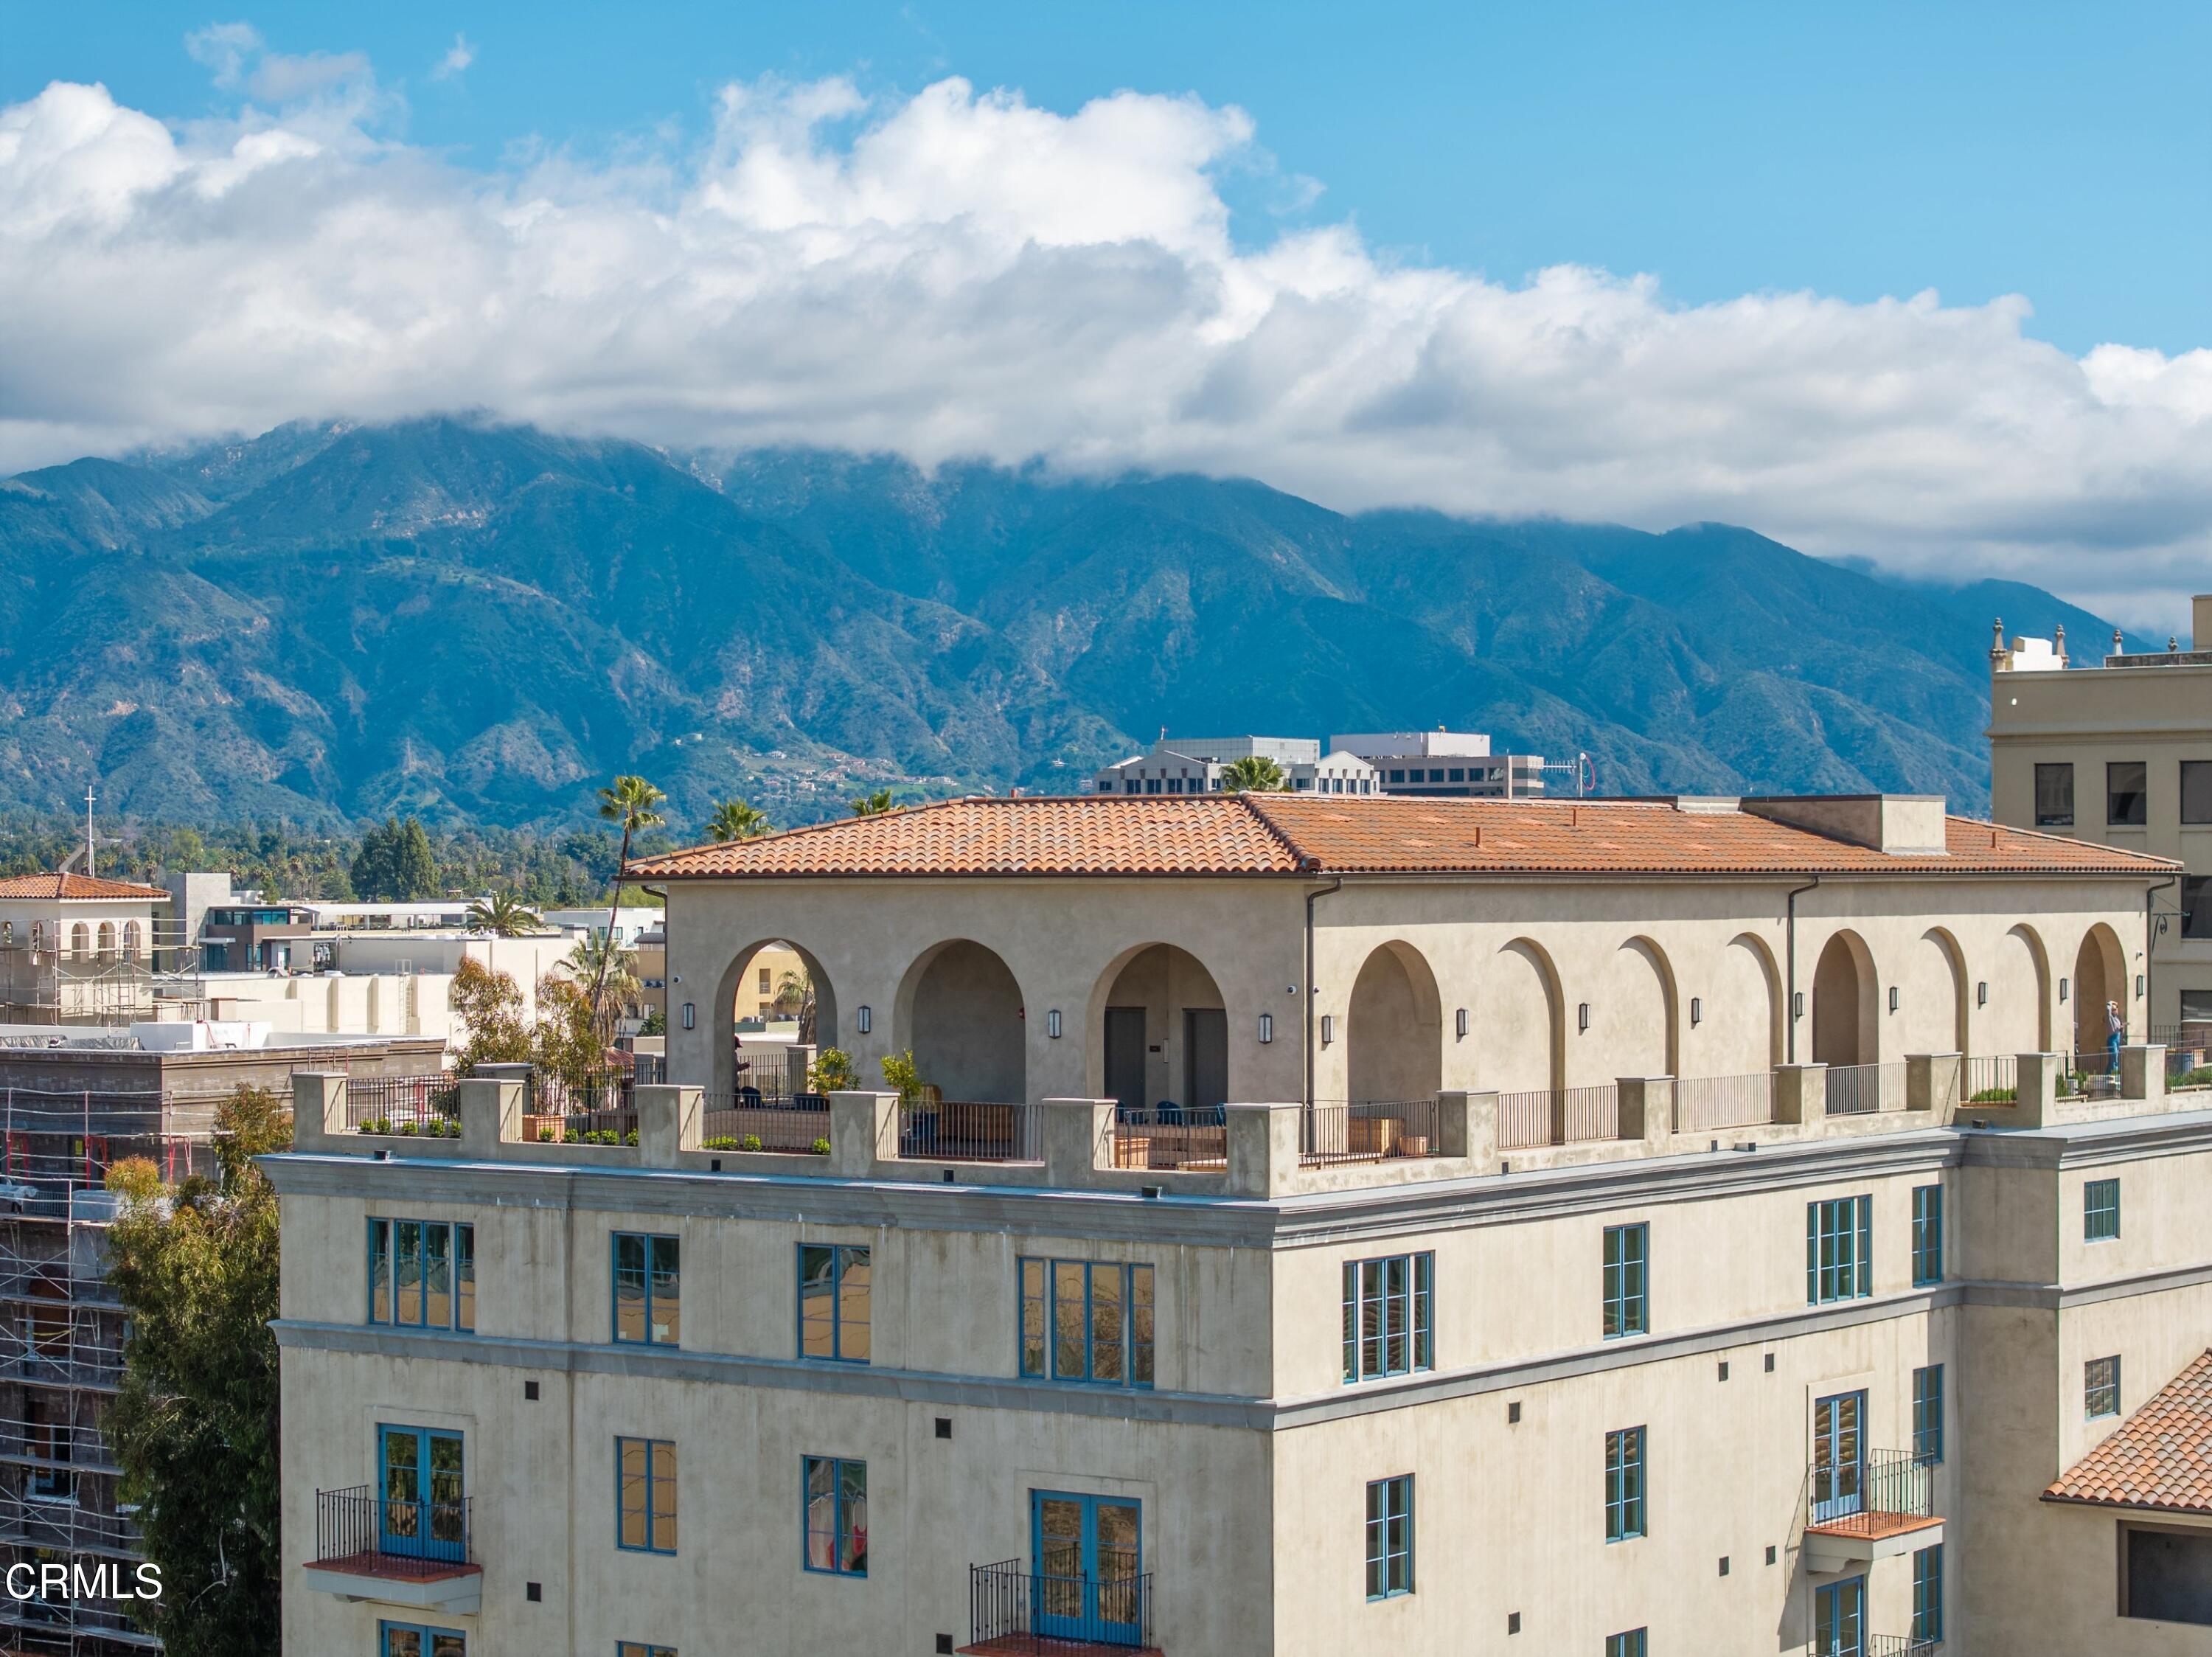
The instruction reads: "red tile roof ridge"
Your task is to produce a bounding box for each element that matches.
[0,871,170,900]
[2042,1349,2212,1515]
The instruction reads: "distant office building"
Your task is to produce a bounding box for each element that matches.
[1332,729,1547,797]
[1090,736,1380,796]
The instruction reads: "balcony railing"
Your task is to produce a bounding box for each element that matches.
[344,1073,459,1133]
[967,1557,1153,1651]
[1300,1100,1441,1167]
[313,1486,475,1579]
[1496,1084,1621,1148]
[899,1101,1040,1163]
[1111,1108,1227,1172]
[1823,1062,1905,1116]
[1961,1054,2017,1104]
[1674,1071,1773,1132]
[700,1097,830,1155]
[1806,1449,1937,1537]
[1863,1637,1939,1657]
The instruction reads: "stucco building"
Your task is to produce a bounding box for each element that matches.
[269,793,2212,1657]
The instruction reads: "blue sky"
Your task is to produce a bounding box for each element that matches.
[16,0,2206,355]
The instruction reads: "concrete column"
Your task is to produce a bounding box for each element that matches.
[1906,1053,1961,1115]
[1436,1091,1474,1161]
[1773,1063,1825,1125]
[291,1072,347,1151]
[2009,1053,2059,1126]
[1042,1098,1116,1188]
[636,1084,703,1166]
[1460,1092,1499,1169]
[459,1077,523,1156]
[2120,1045,2166,1105]
[1226,1102,1301,1198]
[829,1091,897,1176]
[1618,1077,1672,1153]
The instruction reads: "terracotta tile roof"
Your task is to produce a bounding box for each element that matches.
[630,794,2178,881]
[2044,1349,2212,1515]
[0,872,170,900]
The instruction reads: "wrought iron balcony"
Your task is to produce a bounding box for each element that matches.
[304,1487,480,1614]
[962,1558,1159,1656]
[1804,1450,1943,1569]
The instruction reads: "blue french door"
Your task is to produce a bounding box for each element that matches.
[1813,1574,1865,1657]
[378,1425,465,1563]
[380,1623,465,1657]
[1811,1389,1866,1524]
[1032,1491,1141,1644]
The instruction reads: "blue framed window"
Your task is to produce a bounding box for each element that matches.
[1602,1224,1648,1338]
[1910,1184,1944,1285]
[613,1233,680,1346]
[616,1437,677,1554]
[1340,1252,1433,1382]
[2086,1355,2121,1420]
[802,1456,867,1576]
[1912,1542,1944,1642]
[1814,1575,1864,1657]
[1021,1260,1154,1386]
[1606,1632,1648,1657]
[369,1220,475,1331]
[1363,1474,1413,1599]
[1806,1196,1873,1304]
[618,1646,675,1657]
[2084,1178,2121,1243]
[799,1244,871,1363]
[379,1622,465,1657]
[1604,1427,1646,1542]
[378,1425,465,1563]
[1913,1364,1944,1465]
[1032,1492,1141,1639]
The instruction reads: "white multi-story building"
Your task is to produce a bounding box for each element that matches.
[1332,729,1548,797]
[1090,736,1380,796]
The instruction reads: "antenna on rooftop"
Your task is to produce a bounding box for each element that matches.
[83,787,95,879]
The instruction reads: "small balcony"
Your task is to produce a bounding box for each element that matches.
[961,1559,1159,1656]
[303,1487,481,1615]
[1863,1638,1940,1657]
[1804,1451,1943,1571]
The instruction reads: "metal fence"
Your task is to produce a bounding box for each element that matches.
[1494,1085,1621,1147]
[897,1100,1040,1162]
[1823,1062,1905,1116]
[968,1557,1152,1651]
[701,1097,830,1154]
[1806,1448,1936,1535]
[314,1484,473,1575]
[2057,1052,2121,1100]
[344,1071,460,1132]
[1961,1055,2017,1104]
[1864,1637,1939,1657]
[1496,1088,1555,1151]
[1562,1083,1621,1142]
[1110,1107,1228,1172]
[1674,1071,1773,1132]
[1301,1100,1442,1166]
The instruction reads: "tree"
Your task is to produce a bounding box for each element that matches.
[350,816,441,900]
[849,788,896,816]
[531,972,605,1085]
[773,964,816,1041]
[591,777,665,1025]
[104,1086,290,1657]
[566,934,641,1041]
[450,955,532,1072]
[1219,755,1287,793]
[706,799,771,842]
[465,890,543,936]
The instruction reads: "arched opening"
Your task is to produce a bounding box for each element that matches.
[1705,934,1783,1073]
[1486,939,1563,1094]
[1987,925,2052,1054]
[1811,931,1877,1068]
[95,923,116,962]
[2073,923,2129,1060]
[68,923,90,961]
[899,940,1028,1106]
[710,939,838,1102]
[121,922,142,961]
[1346,942,1443,1103]
[1089,944,1227,1113]
[1902,928,1969,1056]
[1606,938,1677,1080]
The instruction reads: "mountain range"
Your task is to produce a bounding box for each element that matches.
[0,417,2138,830]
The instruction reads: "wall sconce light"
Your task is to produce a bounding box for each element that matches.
[857,1005,873,1034]
[1046,1009,1062,1039]
[1977,982,1989,1007]
[1888,986,1899,1014]
[1455,1007,1469,1039]
[1689,996,1703,1027]
[2136,973,2146,998]
[2059,978,2069,1004]
[681,1002,695,1030]
[1259,1012,1274,1043]
[1577,1003,1590,1033]
[1321,1014,1334,1046]
[1792,991,1806,1021]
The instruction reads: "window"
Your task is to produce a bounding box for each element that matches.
[1605,1633,1648,1657]
[1910,1184,1944,1286]
[2183,761,2212,825]
[759,968,771,995]
[616,1437,677,1554]
[2124,1524,2212,1625]
[2185,876,2212,941]
[1021,1260,1152,1386]
[2085,1178,2121,1243]
[1913,1364,1945,1465]
[619,1646,676,1657]
[2087,1355,2121,1420]
[379,1623,465,1657]
[799,1244,871,1363]
[1805,1196,1873,1304]
[1389,769,1405,784]
[1363,1475,1413,1599]
[613,1234,681,1346]
[1604,1427,1646,1541]
[802,1456,868,1576]
[1340,1253,1434,1382]
[2034,763,2075,827]
[2108,760,2148,826]
[1913,1543,1944,1642]
[1602,1224,1648,1338]
[369,1220,476,1332]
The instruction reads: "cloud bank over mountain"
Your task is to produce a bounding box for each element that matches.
[1,42,2207,619]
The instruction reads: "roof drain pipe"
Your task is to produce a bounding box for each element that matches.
[1784,875,1821,1065]
[2146,873,2178,1038]
[1304,875,1342,1108]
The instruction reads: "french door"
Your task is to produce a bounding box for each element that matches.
[1813,1574,1865,1657]
[378,1425,465,1563]
[1811,1389,1866,1524]
[380,1623,465,1657]
[1032,1490,1141,1644]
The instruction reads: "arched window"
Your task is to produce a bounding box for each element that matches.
[69,923,91,960]
[121,922,142,961]
[96,923,116,961]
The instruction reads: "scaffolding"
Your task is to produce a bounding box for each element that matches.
[0,925,204,1029]
[0,1091,218,1657]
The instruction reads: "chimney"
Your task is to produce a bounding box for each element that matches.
[2194,596,2212,653]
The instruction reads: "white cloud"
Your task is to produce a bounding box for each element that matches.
[431,35,474,83]
[0,69,2207,621]
[184,22,261,90]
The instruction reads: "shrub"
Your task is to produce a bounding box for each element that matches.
[2174,1066,2212,1088]
[702,1136,738,1151]
[810,1137,831,1157]
[807,1048,855,1094]
[742,1134,762,1153]
[1967,1086,2017,1104]
[537,1128,558,1143]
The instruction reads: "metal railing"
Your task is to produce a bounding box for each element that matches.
[1562,1083,1621,1142]
[968,1557,1152,1650]
[314,1485,474,1576]
[1674,1071,1773,1132]
[1806,1449,1936,1535]
[1961,1054,2017,1104]
[897,1100,1040,1162]
[700,1096,830,1154]
[1864,1637,1940,1657]
[1111,1106,1228,1171]
[529,1067,634,1118]
[1823,1062,1905,1116]
[345,1072,460,1133]
[1496,1088,1553,1150]
[2057,1052,2121,1100]
[1301,1100,1442,1166]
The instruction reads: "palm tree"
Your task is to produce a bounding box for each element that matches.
[773,965,817,1042]
[849,788,897,817]
[466,891,543,937]
[592,774,666,1025]
[1219,755,1287,793]
[706,799,772,842]
[568,934,642,1038]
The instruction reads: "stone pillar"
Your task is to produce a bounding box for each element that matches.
[637,1084,703,1166]
[2120,1044,2166,1105]
[291,1072,347,1151]
[1436,1091,1481,1162]
[2006,1053,2059,1127]
[1618,1077,1673,1153]
[1042,1098,1116,1188]
[1773,1063,1825,1126]
[1906,1054,1961,1116]
[458,1077,523,1156]
[1225,1102,1302,1198]
[829,1091,897,1176]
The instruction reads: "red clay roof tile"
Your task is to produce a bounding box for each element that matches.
[2045,1349,2212,1515]
[0,872,170,900]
